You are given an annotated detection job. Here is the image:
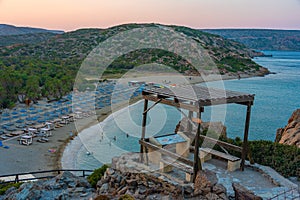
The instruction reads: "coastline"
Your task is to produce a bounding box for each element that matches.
[0,72,267,176]
[60,72,264,170]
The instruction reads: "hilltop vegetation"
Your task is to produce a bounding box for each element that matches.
[0,32,58,47]
[203,29,300,51]
[0,23,268,108]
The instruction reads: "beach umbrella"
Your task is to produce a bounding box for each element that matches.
[20,109,27,113]
[11,111,19,115]
[16,119,24,123]
[12,115,19,119]
[29,107,36,111]
[20,113,28,118]
[2,117,10,121]
[37,119,45,123]
[2,113,10,117]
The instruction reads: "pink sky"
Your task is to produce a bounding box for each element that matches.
[1,0,300,31]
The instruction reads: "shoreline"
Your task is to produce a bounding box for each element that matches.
[60,73,264,170]
[0,72,266,176]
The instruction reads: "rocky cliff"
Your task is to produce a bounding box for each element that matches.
[276,109,300,148]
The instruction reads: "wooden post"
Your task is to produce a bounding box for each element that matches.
[241,103,252,171]
[187,102,193,132]
[192,105,202,182]
[140,99,149,162]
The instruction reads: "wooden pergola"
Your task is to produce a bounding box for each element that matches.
[139,85,254,182]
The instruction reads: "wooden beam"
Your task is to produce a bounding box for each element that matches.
[199,98,254,107]
[143,95,199,112]
[187,102,193,132]
[139,140,194,166]
[192,118,202,124]
[189,135,243,152]
[193,105,202,182]
[140,99,149,162]
[241,103,252,171]
[143,99,162,114]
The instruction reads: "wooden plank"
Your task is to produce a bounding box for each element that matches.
[192,118,202,124]
[161,156,193,174]
[143,85,254,107]
[189,134,243,152]
[143,95,199,112]
[200,148,240,161]
[139,140,194,166]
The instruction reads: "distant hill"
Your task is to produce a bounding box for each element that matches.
[202,29,300,51]
[0,23,269,108]
[0,24,64,47]
[0,24,63,36]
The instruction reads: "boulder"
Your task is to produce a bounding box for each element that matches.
[275,109,300,147]
[232,183,262,200]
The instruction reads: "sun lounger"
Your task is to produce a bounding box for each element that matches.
[19,135,33,145]
[37,137,49,143]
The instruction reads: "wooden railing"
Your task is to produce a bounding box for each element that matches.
[0,169,94,184]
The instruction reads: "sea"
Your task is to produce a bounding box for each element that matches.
[62,50,300,170]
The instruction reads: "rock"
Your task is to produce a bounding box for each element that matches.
[232,183,262,200]
[205,192,220,200]
[213,184,227,195]
[0,172,94,200]
[194,170,218,195]
[117,186,128,195]
[275,109,300,147]
[99,183,109,194]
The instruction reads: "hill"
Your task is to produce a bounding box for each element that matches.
[0,24,64,47]
[0,32,59,47]
[202,29,300,51]
[0,24,63,36]
[0,23,269,108]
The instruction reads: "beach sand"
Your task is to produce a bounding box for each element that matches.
[0,95,140,176]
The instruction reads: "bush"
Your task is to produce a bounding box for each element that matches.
[119,194,135,200]
[220,137,300,178]
[87,164,110,188]
[0,182,23,195]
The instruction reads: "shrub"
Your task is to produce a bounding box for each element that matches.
[219,137,300,178]
[0,182,23,195]
[119,194,135,200]
[87,164,110,188]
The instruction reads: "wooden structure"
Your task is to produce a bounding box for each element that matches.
[139,85,254,182]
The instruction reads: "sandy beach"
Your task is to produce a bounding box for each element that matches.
[0,73,257,177]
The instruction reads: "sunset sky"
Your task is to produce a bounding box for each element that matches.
[1,0,300,31]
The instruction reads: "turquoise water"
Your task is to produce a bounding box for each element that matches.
[67,50,300,170]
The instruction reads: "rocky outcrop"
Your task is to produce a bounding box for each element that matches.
[96,168,184,199]
[275,109,300,147]
[0,171,95,200]
[194,170,228,199]
[232,183,262,200]
[96,152,230,199]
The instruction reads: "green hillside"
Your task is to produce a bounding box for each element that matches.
[0,32,58,47]
[0,23,269,108]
